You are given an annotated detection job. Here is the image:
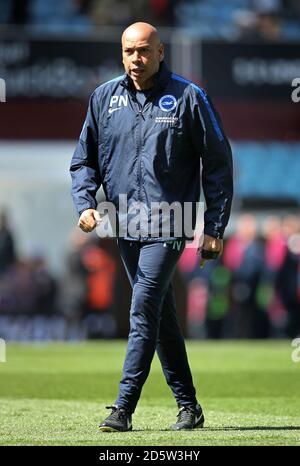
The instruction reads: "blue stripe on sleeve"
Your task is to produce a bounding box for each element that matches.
[171,73,224,142]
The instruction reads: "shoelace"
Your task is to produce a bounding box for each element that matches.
[177,406,196,424]
[105,405,127,421]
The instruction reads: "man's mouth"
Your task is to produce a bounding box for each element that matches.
[131,68,145,75]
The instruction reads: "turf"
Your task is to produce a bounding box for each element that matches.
[0,340,299,446]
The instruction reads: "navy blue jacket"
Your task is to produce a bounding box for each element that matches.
[70,62,233,240]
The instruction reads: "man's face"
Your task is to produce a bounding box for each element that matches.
[122,34,164,90]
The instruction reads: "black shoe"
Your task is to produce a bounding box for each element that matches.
[170,404,204,430]
[99,405,132,432]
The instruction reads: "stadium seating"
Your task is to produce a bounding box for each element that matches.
[233,142,300,202]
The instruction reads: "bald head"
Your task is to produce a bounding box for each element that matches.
[122,22,161,47]
[121,22,164,90]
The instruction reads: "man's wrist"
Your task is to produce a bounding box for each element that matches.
[203,227,223,240]
[78,207,96,217]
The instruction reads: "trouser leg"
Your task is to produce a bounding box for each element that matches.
[115,239,186,413]
[156,282,198,407]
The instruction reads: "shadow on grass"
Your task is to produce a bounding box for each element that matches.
[204,426,300,432]
[130,426,300,432]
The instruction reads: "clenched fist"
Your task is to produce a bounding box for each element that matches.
[197,234,223,268]
[78,209,102,233]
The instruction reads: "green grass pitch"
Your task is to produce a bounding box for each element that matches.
[0,340,299,446]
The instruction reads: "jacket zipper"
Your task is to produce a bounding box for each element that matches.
[136,103,143,238]
[126,86,146,239]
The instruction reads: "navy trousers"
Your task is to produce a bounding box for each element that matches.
[115,239,198,413]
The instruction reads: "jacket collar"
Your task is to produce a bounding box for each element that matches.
[120,61,171,94]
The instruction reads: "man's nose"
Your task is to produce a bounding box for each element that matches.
[132,51,141,62]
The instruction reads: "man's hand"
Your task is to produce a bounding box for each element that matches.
[198,234,223,268]
[78,209,102,233]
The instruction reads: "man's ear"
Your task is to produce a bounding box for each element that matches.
[159,43,164,62]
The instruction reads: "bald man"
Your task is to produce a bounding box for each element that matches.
[70,22,233,431]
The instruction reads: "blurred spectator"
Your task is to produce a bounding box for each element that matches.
[235,9,283,41]
[262,215,286,275]
[0,209,16,275]
[0,255,57,316]
[276,215,300,338]
[81,238,117,338]
[222,214,269,338]
[252,0,283,40]
[31,252,58,316]
[149,0,177,26]
[89,0,163,27]
[261,215,288,337]
[59,230,118,338]
[59,229,89,324]
[206,264,231,339]
[178,234,220,338]
[0,209,59,340]
[88,0,131,27]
